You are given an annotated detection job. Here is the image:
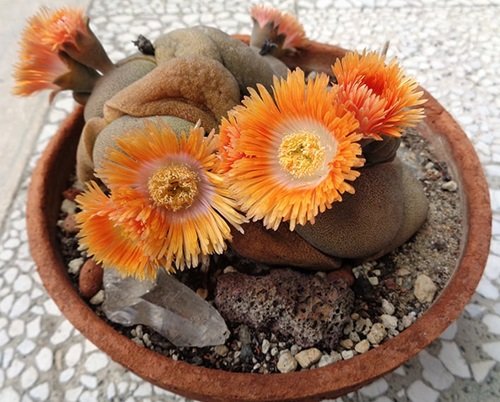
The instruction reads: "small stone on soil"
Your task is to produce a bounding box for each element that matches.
[295,348,322,368]
[277,351,297,373]
[441,180,458,192]
[354,340,370,354]
[382,299,395,315]
[414,274,438,303]
[367,323,387,345]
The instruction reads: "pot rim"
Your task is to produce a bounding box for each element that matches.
[27,39,492,402]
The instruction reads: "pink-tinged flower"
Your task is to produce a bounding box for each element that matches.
[76,121,246,280]
[219,69,365,231]
[332,51,426,139]
[250,5,307,54]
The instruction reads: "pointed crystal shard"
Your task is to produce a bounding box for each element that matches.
[101,268,229,347]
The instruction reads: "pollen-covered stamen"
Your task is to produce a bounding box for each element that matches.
[278,131,326,179]
[148,164,200,211]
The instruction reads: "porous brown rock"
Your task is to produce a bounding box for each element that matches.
[79,259,104,300]
[231,222,342,271]
[215,269,354,348]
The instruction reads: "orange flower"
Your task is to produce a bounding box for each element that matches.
[332,51,426,139]
[13,7,106,97]
[13,44,69,96]
[220,69,364,231]
[250,5,307,51]
[35,7,88,52]
[76,121,246,280]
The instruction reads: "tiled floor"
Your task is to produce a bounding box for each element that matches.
[0,0,499,401]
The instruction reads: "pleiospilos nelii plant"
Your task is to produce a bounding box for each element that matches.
[14,6,427,283]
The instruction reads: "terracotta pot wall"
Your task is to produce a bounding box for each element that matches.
[27,40,491,402]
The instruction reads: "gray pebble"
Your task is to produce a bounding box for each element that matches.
[349,331,361,343]
[290,344,300,356]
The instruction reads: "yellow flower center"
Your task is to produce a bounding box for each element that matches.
[147,164,200,211]
[278,131,326,179]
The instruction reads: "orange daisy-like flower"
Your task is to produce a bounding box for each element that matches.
[76,121,246,280]
[332,51,426,139]
[13,43,69,96]
[13,7,104,97]
[250,5,307,50]
[220,69,365,231]
[34,7,88,52]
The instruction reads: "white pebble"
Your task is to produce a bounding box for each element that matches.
[80,374,98,389]
[441,180,458,192]
[340,339,354,349]
[29,382,50,400]
[381,299,395,315]
[483,314,500,335]
[84,352,109,373]
[61,199,77,214]
[36,347,53,372]
[0,387,20,402]
[318,354,336,367]
[21,366,38,388]
[68,258,84,275]
[13,274,32,293]
[277,351,298,373]
[482,341,500,362]
[380,314,398,330]
[59,368,75,383]
[17,339,36,355]
[90,290,105,305]
[414,274,437,303]
[295,348,322,368]
[261,339,270,354]
[440,321,457,340]
[408,380,439,402]
[471,360,496,383]
[341,350,354,360]
[419,350,454,390]
[367,323,387,345]
[0,294,14,315]
[134,383,153,397]
[8,319,25,337]
[354,339,370,354]
[27,317,41,338]
[439,341,471,378]
[65,386,83,402]
[360,378,389,398]
[50,320,73,344]
[7,359,25,378]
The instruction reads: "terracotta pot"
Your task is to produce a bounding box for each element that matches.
[27,38,491,402]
